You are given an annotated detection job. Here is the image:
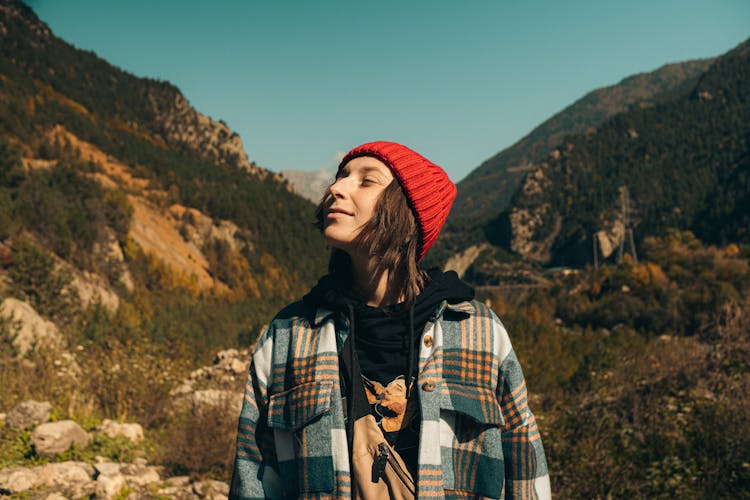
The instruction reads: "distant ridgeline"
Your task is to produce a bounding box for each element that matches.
[429,38,749,272]
[0,1,326,355]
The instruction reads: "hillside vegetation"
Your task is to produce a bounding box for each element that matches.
[497,231,750,498]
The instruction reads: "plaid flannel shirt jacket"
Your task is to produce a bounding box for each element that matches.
[230,299,551,499]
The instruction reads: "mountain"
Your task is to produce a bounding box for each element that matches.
[427,57,714,268]
[497,38,750,267]
[0,0,327,358]
[281,167,334,203]
[453,58,714,225]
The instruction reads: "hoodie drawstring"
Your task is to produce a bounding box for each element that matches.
[406,304,416,398]
[347,303,356,445]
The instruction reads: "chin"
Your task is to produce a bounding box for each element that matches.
[324,228,354,249]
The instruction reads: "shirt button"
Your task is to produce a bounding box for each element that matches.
[423,335,433,348]
[421,381,436,392]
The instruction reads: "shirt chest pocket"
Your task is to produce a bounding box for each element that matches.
[268,380,336,494]
[439,379,506,498]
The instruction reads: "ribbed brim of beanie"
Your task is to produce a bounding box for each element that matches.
[340,141,456,261]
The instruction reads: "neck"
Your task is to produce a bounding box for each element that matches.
[349,253,396,307]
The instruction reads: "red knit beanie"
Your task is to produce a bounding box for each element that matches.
[339,141,456,261]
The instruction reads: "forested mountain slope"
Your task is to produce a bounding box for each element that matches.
[430,57,713,268]
[497,38,750,267]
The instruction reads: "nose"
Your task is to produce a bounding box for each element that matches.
[328,177,350,198]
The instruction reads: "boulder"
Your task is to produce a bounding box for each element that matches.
[166,475,192,487]
[34,461,95,488]
[193,479,230,499]
[95,473,128,499]
[230,358,247,374]
[158,482,200,499]
[43,493,69,500]
[6,400,52,429]
[192,389,242,416]
[119,463,161,487]
[100,419,145,443]
[94,461,122,477]
[159,486,200,499]
[0,298,64,356]
[31,420,90,457]
[0,467,36,494]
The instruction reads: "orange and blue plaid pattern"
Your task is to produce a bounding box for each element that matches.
[230,300,550,499]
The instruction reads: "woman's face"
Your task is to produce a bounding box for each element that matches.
[323,155,394,255]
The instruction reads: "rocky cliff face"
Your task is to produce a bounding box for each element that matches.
[0,1,287,186]
[150,92,284,184]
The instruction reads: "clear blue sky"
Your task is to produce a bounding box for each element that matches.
[23,0,750,182]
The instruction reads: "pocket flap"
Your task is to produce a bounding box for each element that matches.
[268,380,334,431]
[441,379,504,426]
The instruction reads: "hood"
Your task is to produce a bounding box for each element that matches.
[303,268,474,322]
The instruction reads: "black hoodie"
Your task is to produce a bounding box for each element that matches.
[303,269,474,386]
[302,269,474,478]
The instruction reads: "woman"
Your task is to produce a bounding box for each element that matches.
[230,141,550,499]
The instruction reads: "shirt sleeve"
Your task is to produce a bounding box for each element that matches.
[229,329,283,500]
[494,318,552,500]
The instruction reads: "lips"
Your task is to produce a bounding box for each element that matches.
[327,207,353,217]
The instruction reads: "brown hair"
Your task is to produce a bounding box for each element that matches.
[314,179,427,305]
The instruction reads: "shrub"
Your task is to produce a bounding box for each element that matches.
[79,338,188,427]
[157,396,237,480]
[6,238,76,321]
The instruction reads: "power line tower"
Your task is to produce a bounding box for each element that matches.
[617,186,638,263]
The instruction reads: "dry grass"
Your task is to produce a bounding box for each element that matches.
[156,394,238,481]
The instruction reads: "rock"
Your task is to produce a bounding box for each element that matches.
[34,461,95,488]
[54,351,82,379]
[230,358,247,374]
[214,348,239,366]
[43,493,69,500]
[94,461,122,477]
[170,382,193,397]
[119,269,136,292]
[120,464,161,487]
[96,473,128,499]
[193,479,230,499]
[189,367,207,381]
[69,270,119,312]
[158,479,202,499]
[595,220,625,259]
[31,420,90,457]
[159,485,201,499]
[443,243,489,279]
[6,400,52,429]
[153,92,271,179]
[0,467,36,493]
[100,419,144,443]
[166,475,192,487]
[192,389,242,416]
[0,297,64,356]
